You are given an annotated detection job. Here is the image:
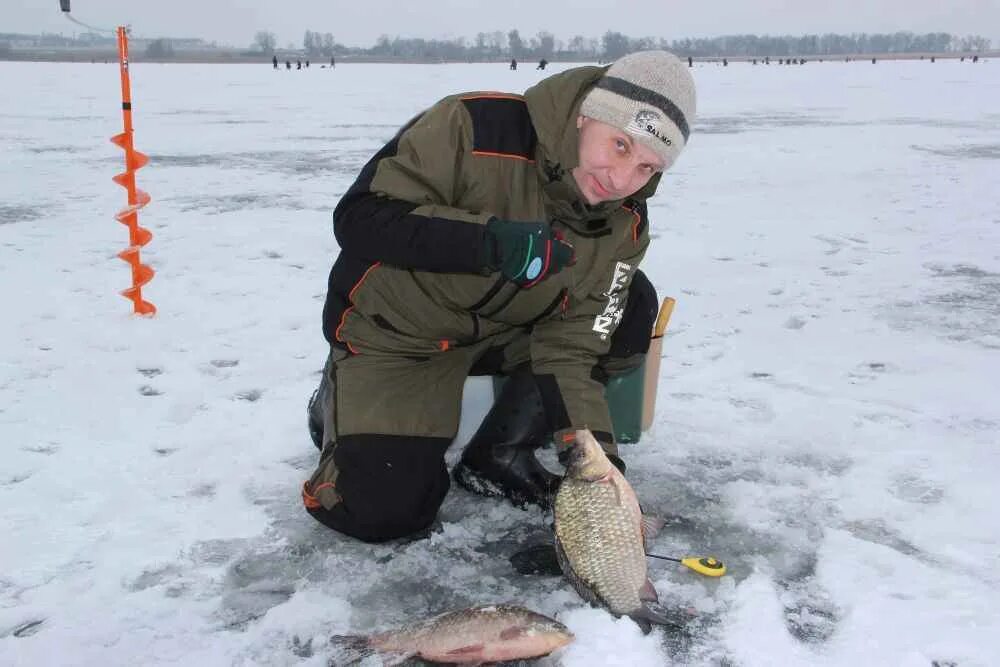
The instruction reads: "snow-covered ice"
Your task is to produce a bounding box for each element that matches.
[1,58,998,665]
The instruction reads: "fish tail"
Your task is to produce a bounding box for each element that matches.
[327,634,375,666]
[630,602,697,634]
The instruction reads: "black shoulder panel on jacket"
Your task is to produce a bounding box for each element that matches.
[460,95,537,161]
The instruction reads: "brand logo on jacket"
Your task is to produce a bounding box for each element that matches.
[592,261,633,340]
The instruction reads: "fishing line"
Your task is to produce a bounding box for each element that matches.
[63,12,118,34]
[59,1,119,35]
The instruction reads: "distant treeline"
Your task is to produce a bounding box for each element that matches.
[348,30,993,60]
[1,29,992,61]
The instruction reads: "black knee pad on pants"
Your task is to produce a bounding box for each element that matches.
[307,434,451,543]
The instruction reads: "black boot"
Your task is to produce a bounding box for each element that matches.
[307,365,333,450]
[452,367,560,509]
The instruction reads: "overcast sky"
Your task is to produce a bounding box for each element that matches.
[5,0,999,48]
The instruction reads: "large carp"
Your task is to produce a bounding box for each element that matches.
[553,428,676,633]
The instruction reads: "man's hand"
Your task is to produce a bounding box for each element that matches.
[483,219,574,288]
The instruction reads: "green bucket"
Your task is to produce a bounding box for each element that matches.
[604,362,646,444]
[491,362,646,444]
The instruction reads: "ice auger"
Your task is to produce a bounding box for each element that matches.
[111,26,155,315]
[60,2,155,315]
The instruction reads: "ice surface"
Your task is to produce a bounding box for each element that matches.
[1,59,998,665]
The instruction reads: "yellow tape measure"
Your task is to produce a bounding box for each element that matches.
[681,557,727,577]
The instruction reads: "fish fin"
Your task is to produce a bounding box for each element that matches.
[641,515,666,551]
[641,515,666,541]
[327,634,376,666]
[553,537,573,579]
[500,624,529,640]
[629,601,698,635]
[444,643,485,657]
[639,578,659,603]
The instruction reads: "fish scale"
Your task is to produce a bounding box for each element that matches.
[373,604,546,650]
[554,469,647,615]
[329,604,573,665]
[552,429,685,634]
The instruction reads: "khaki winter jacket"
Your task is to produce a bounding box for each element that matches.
[322,65,661,447]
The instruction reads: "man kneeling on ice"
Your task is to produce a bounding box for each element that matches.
[302,51,697,543]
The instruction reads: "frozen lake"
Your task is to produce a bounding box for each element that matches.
[1,58,998,665]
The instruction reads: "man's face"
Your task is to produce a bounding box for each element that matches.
[571,116,667,205]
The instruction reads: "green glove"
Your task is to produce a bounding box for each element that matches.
[484,219,575,288]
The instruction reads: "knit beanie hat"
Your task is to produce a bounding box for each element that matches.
[579,50,696,168]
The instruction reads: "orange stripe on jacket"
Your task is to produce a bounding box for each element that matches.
[302,481,336,510]
[460,93,524,102]
[623,204,642,242]
[335,261,381,353]
[471,149,535,163]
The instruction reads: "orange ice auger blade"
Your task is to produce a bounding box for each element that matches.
[110,25,155,315]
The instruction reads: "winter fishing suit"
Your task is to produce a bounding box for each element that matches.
[303,65,664,543]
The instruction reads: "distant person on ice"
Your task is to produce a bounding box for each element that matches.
[537,58,548,70]
[510,58,518,70]
[302,51,697,543]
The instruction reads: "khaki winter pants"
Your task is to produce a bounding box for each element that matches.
[302,271,657,543]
